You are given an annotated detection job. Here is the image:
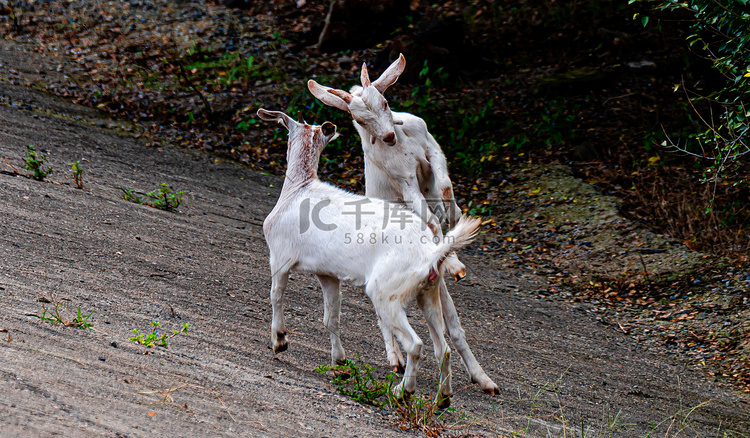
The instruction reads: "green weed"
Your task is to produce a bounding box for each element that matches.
[34,298,93,330]
[120,187,144,204]
[70,160,85,189]
[24,145,53,180]
[315,355,396,408]
[145,183,185,211]
[6,0,25,31]
[388,390,460,436]
[467,200,493,216]
[120,183,185,211]
[129,321,189,348]
[317,355,476,436]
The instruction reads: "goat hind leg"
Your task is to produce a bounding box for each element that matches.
[442,252,466,281]
[270,266,290,353]
[318,274,346,365]
[383,307,422,399]
[378,315,406,373]
[440,280,499,395]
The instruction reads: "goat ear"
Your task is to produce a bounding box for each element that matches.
[257,108,292,130]
[372,53,406,94]
[321,121,336,138]
[308,79,351,112]
[360,62,371,87]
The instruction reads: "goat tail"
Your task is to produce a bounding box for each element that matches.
[430,215,481,272]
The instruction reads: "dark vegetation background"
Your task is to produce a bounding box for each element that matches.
[2,0,749,392]
[4,0,747,258]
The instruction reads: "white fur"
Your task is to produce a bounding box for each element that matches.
[307,55,500,395]
[258,108,483,403]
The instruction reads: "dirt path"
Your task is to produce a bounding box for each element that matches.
[0,40,749,437]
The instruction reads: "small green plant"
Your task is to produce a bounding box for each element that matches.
[34,299,93,330]
[145,183,185,211]
[70,160,85,189]
[315,355,396,407]
[129,321,189,348]
[120,183,185,211]
[467,200,493,216]
[7,0,25,31]
[317,355,478,435]
[24,145,53,181]
[400,60,449,111]
[120,187,144,204]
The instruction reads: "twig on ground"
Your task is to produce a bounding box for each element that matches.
[138,383,236,423]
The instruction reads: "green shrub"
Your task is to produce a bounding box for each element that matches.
[24,145,53,181]
[632,0,750,182]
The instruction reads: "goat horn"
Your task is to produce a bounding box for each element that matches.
[361,62,371,87]
[372,53,406,94]
[328,88,353,104]
[297,111,307,124]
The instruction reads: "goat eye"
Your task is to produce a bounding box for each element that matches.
[383,101,388,109]
[356,120,367,126]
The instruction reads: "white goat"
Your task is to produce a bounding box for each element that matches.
[307,55,499,395]
[258,108,482,405]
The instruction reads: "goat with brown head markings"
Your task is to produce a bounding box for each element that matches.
[307,56,500,396]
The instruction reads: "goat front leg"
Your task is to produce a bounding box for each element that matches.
[318,274,346,365]
[402,178,465,280]
[270,266,291,353]
[440,279,499,396]
[433,181,465,280]
[438,184,462,230]
[400,178,441,236]
[423,182,448,227]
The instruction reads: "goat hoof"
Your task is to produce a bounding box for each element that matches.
[391,384,412,401]
[436,396,451,409]
[392,363,405,374]
[452,269,466,281]
[273,334,288,353]
[481,383,500,396]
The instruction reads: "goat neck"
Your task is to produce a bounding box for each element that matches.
[257,108,337,190]
[282,121,324,187]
